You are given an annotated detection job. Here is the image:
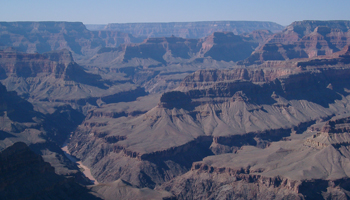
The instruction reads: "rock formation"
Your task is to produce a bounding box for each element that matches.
[4,20,350,200]
[0,72,172,200]
[0,48,147,113]
[68,46,350,200]
[242,20,350,65]
[90,179,175,200]
[103,21,284,38]
[0,142,174,200]
[0,21,282,96]
[85,32,260,66]
[0,79,91,185]
[0,142,101,200]
[83,32,261,93]
[241,29,275,45]
[159,114,350,199]
[0,21,144,62]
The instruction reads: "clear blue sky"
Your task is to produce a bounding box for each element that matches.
[1,0,349,26]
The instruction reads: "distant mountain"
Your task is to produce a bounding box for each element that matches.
[86,32,261,66]
[83,32,264,93]
[85,24,107,31]
[0,21,282,61]
[242,20,350,65]
[0,21,279,95]
[0,21,144,61]
[103,21,284,38]
[0,48,147,112]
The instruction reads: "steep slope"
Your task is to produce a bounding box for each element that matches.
[83,32,260,93]
[243,20,350,65]
[241,29,275,45]
[0,142,101,200]
[0,21,144,61]
[85,32,259,66]
[0,21,275,95]
[200,32,259,62]
[267,20,350,44]
[160,115,350,199]
[103,21,284,38]
[0,142,175,200]
[0,80,91,184]
[90,179,175,200]
[68,50,350,191]
[0,48,147,112]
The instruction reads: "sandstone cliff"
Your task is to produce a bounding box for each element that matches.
[0,49,147,112]
[86,32,259,67]
[83,32,260,93]
[242,20,350,65]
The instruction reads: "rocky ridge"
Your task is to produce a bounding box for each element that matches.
[68,47,350,193]
[0,21,280,96]
[242,20,350,65]
[103,21,284,38]
[90,179,175,200]
[0,142,175,200]
[159,113,350,199]
[0,21,144,61]
[0,142,101,200]
[0,48,147,113]
[0,80,91,184]
[85,32,261,66]
[83,32,262,93]
[0,75,173,200]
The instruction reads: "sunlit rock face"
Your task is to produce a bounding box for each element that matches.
[242,20,350,65]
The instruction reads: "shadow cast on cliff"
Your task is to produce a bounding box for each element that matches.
[0,142,102,200]
[43,105,85,146]
[280,76,350,108]
[283,86,343,108]
[0,130,15,140]
[142,136,214,169]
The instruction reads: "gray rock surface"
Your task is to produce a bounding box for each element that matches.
[242,20,350,64]
[0,142,102,200]
[68,48,350,193]
[103,21,284,38]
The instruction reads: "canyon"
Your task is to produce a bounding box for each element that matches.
[1,20,350,200]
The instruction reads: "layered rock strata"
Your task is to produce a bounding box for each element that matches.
[0,49,147,112]
[68,50,350,191]
[0,21,144,60]
[243,20,350,65]
[103,21,284,38]
[83,32,262,93]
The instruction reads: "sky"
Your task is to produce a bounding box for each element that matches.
[1,0,349,26]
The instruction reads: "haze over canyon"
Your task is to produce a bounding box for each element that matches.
[1,19,350,200]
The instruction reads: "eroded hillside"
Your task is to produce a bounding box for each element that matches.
[2,20,350,200]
